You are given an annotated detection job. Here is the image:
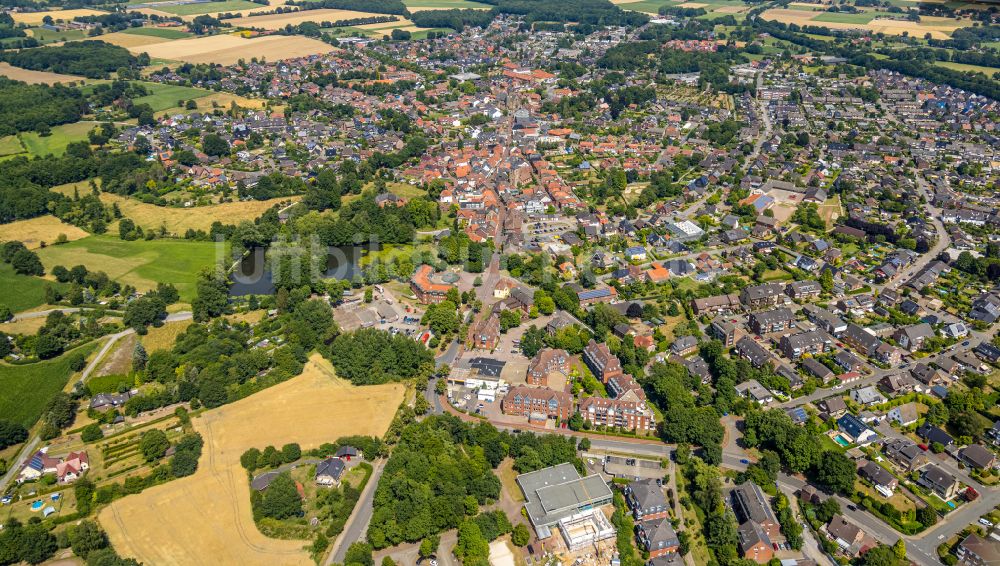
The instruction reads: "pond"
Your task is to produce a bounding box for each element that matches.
[229,244,383,296]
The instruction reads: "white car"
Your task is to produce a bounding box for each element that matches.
[980,518,994,528]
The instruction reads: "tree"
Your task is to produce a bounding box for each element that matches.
[344,541,373,566]
[281,443,301,463]
[123,296,166,333]
[511,524,530,547]
[259,472,302,519]
[192,268,231,321]
[139,429,169,462]
[241,448,261,471]
[418,537,438,559]
[81,423,104,442]
[499,310,521,333]
[860,544,898,566]
[68,520,109,559]
[132,342,148,372]
[892,538,906,560]
[68,352,87,371]
[815,451,855,494]
[454,521,489,562]
[35,333,64,359]
[0,420,28,449]
[578,437,591,451]
[916,505,937,527]
[381,557,397,566]
[202,133,230,157]
[11,249,44,276]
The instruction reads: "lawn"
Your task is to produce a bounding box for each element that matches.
[28,26,88,43]
[19,121,94,157]
[132,82,213,112]
[87,372,136,394]
[0,341,100,428]
[35,235,224,303]
[152,0,260,15]
[0,262,65,313]
[119,26,192,39]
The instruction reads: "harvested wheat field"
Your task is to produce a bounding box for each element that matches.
[713,5,748,13]
[761,8,964,38]
[356,18,416,29]
[99,31,175,48]
[136,33,335,64]
[235,8,383,29]
[10,8,106,24]
[0,215,90,249]
[100,354,404,566]
[0,62,88,84]
[100,194,298,233]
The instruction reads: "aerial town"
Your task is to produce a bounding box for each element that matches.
[0,0,998,565]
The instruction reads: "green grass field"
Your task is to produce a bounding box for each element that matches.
[132,82,212,112]
[935,60,1000,76]
[151,0,259,15]
[616,0,676,13]
[36,235,223,303]
[0,135,25,158]
[0,263,65,313]
[119,26,192,39]
[19,121,93,157]
[87,373,135,394]
[0,341,100,428]
[28,27,88,43]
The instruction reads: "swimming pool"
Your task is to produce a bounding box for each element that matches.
[30,500,43,511]
[833,434,851,447]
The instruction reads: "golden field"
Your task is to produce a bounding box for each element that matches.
[0,215,90,249]
[135,33,336,64]
[100,355,404,566]
[10,8,106,24]
[99,194,298,233]
[760,8,965,38]
[0,62,88,85]
[234,8,385,29]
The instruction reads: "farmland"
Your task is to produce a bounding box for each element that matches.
[0,62,89,85]
[100,354,404,565]
[9,9,107,25]
[0,341,100,428]
[19,121,95,157]
[136,34,336,65]
[760,6,967,38]
[131,82,213,111]
[26,27,88,43]
[234,8,386,29]
[121,26,193,39]
[99,194,298,234]
[0,262,65,313]
[143,0,260,16]
[403,0,491,10]
[35,235,223,303]
[0,214,90,249]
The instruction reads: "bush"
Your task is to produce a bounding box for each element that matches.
[80,423,104,443]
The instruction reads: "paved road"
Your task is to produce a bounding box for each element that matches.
[327,459,387,565]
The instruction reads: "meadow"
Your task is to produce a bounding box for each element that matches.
[403,0,491,9]
[0,262,65,313]
[132,82,213,111]
[0,214,90,249]
[20,121,95,157]
[35,235,224,303]
[100,194,298,234]
[0,341,100,428]
[27,27,88,43]
[100,354,404,565]
[148,0,260,15]
[0,135,24,158]
[761,6,966,38]
[120,26,193,39]
[140,319,192,352]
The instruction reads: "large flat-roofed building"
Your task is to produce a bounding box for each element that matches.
[518,462,614,538]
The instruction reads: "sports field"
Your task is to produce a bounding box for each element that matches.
[100,194,298,234]
[10,8,107,24]
[19,121,94,157]
[0,341,100,428]
[35,235,223,303]
[0,262,64,313]
[0,62,88,85]
[100,354,404,566]
[135,34,336,64]
[0,215,89,249]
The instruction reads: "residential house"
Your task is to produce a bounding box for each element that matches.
[837,413,877,445]
[670,336,698,356]
[803,358,834,382]
[735,337,773,368]
[316,457,346,486]
[786,280,822,301]
[735,379,774,404]
[468,313,500,351]
[578,396,655,433]
[883,438,927,471]
[893,323,935,352]
[857,460,897,497]
[501,386,573,422]
[731,481,780,563]
[956,534,1000,566]
[780,330,832,359]
[740,283,787,311]
[959,444,996,471]
[637,520,680,559]
[918,464,958,499]
[526,349,570,386]
[583,339,623,383]
[692,294,741,316]
[625,479,669,521]
[817,397,848,419]
[826,515,865,555]
[711,318,739,347]
[748,308,796,335]
[887,402,919,426]
[917,424,955,449]
[850,386,885,406]
[737,520,773,564]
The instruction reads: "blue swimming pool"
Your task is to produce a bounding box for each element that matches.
[30,500,43,511]
[833,435,851,447]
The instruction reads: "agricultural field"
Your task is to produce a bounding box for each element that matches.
[760,6,968,38]
[934,60,1000,76]
[140,319,192,352]
[136,33,336,65]
[0,214,90,249]
[131,82,213,112]
[143,0,260,16]
[403,0,491,10]
[234,8,384,29]
[99,354,404,565]
[0,61,89,85]
[26,26,88,43]
[35,235,223,303]
[0,263,65,313]
[99,30,184,49]
[121,26,193,39]
[20,121,95,157]
[99,194,298,234]
[0,341,100,428]
[9,9,107,25]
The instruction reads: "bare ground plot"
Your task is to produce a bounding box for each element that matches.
[234,8,384,29]
[0,215,90,249]
[0,62,89,85]
[760,8,965,38]
[96,334,138,377]
[100,354,404,566]
[135,34,335,65]
[99,194,298,234]
[10,9,107,24]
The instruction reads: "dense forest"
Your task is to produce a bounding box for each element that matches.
[325,328,434,385]
[0,78,87,136]
[0,41,145,79]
